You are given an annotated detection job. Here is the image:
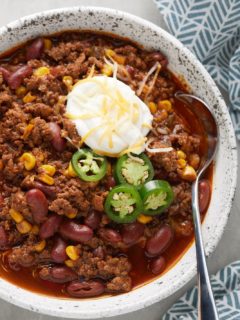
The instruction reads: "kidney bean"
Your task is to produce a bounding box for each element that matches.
[105,176,116,189]
[0,226,8,248]
[121,221,144,245]
[199,179,211,214]
[59,221,93,243]
[0,67,11,81]
[84,211,101,230]
[48,122,66,152]
[26,189,48,224]
[26,38,44,60]
[66,280,105,298]
[99,228,122,243]
[51,237,67,263]
[149,256,166,275]
[7,65,32,89]
[32,182,56,200]
[39,214,62,239]
[93,246,105,259]
[39,266,77,283]
[146,225,173,257]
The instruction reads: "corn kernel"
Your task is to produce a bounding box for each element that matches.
[9,209,24,223]
[114,54,126,65]
[105,48,115,57]
[101,64,113,76]
[188,153,200,170]
[20,152,36,171]
[65,212,77,219]
[23,92,36,104]
[34,66,50,77]
[66,246,80,261]
[16,86,27,96]
[148,102,157,114]
[63,76,73,90]
[22,124,34,140]
[155,109,168,122]
[137,214,153,224]
[17,220,32,234]
[31,225,39,235]
[34,240,46,252]
[177,158,187,169]
[177,150,186,159]
[57,95,67,105]
[38,173,54,185]
[65,259,74,268]
[67,162,77,177]
[39,164,56,176]
[0,160,3,171]
[181,165,197,182]
[158,100,172,112]
[43,38,52,50]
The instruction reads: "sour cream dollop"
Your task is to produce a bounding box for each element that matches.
[66,75,153,157]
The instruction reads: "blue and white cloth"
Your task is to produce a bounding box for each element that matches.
[162,261,240,319]
[154,0,240,139]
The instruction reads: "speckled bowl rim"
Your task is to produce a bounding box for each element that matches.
[0,6,237,319]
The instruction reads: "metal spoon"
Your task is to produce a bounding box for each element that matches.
[175,92,219,320]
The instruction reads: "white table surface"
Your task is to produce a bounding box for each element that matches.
[0,1,239,319]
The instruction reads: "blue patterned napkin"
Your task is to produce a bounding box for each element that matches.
[154,0,240,139]
[163,261,240,319]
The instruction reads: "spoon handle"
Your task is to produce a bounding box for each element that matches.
[192,179,219,320]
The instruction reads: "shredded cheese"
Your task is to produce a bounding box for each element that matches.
[65,112,100,120]
[145,137,173,153]
[136,62,160,96]
[144,63,161,100]
[65,136,79,149]
[80,124,105,147]
[87,64,95,78]
[119,137,147,156]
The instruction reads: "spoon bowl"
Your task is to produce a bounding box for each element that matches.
[175,92,219,320]
[175,92,219,175]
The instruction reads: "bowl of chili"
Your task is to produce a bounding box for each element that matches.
[0,6,237,319]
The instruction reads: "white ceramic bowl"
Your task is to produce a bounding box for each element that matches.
[0,7,237,319]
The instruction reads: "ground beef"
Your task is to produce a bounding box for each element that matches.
[170,133,200,154]
[0,91,12,110]
[30,117,52,146]
[2,155,24,183]
[10,190,32,221]
[8,246,35,268]
[92,192,107,212]
[49,198,77,216]
[8,244,51,268]
[168,182,192,217]
[23,102,53,119]
[62,118,80,146]
[106,276,132,293]
[76,253,131,280]
[55,183,90,213]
